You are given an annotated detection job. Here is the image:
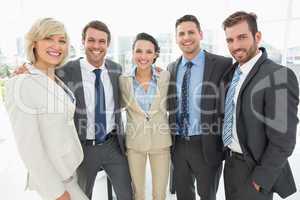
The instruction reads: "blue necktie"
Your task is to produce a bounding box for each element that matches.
[180,61,193,136]
[93,69,107,143]
[222,67,242,147]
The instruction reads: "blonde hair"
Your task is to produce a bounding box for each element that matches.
[25,18,70,66]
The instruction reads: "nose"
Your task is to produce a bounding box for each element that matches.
[231,39,242,51]
[92,41,102,49]
[141,52,148,59]
[50,40,64,49]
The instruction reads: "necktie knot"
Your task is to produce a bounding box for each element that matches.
[186,61,193,69]
[93,68,102,79]
[234,67,242,77]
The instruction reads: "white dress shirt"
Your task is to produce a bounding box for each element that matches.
[229,50,262,153]
[80,58,115,140]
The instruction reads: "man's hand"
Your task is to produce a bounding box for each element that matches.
[252,180,261,192]
[154,66,163,74]
[56,191,71,200]
[12,63,29,75]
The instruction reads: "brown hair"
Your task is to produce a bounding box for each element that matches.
[175,14,201,32]
[223,11,258,37]
[82,20,111,44]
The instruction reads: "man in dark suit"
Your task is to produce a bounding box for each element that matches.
[221,11,299,200]
[56,20,132,200]
[167,15,232,200]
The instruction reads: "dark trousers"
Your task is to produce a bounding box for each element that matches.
[173,136,222,200]
[77,137,133,200]
[224,152,273,200]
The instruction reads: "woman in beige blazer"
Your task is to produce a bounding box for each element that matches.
[5,18,88,200]
[119,33,172,200]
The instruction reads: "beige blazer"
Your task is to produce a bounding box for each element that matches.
[5,68,83,200]
[119,70,172,152]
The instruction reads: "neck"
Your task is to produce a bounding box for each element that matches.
[34,61,56,80]
[136,66,152,80]
[87,58,104,69]
[183,47,201,61]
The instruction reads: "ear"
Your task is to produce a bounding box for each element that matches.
[82,38,85,46]
[199,30,203,40]
[33,41,37,48]
[255,31,262,44]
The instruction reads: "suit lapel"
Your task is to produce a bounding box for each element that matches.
[148,75,163,115]
[106,60,118,112]
[169,57,182,109]
[71,59,87,113]
[201,51,215,95]
[236,52,267,118]
[127,76,146,115]
[234,49,268,148]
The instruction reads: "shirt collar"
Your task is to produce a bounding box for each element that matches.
[130,64,158,80]
[27,64,44,75]
[27,64,53,78]
[238,50,262,75]
[81,57,106,73]
[181,49,205,67]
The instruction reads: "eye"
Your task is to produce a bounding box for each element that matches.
[226,38,233,44]
[59,40,66,44]
[135,49,142,53]
[146,50,154,54]
[188,30,195,35]
[44,37,52,41]
[238,34,248,40]
[178,32,185,37]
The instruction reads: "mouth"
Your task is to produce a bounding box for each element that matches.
[47,50,62,58]
[138,60,149,65]
[233,49,246,57]
[182,41,193,47]
[90,50,103,56]
[233,50,246,58]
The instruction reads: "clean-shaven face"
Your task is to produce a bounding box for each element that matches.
[34,34,67,68]
[133,40,157,70]
[82,27,109,67]
[176,21,202,58]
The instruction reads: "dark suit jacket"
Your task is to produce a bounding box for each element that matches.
[220,47,299,198]
[55,58,126,154]
[167,50,232,165]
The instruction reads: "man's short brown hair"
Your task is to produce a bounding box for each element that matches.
[176,14,201,32]
[223,11,258,37]
[82,20,111,44]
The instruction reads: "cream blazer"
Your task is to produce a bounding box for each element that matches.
[5,68,83,200]
[119,70,172,152]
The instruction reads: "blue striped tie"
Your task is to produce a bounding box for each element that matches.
[222,67,242,147]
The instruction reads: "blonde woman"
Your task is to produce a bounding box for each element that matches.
[119,32,171,200]
[5,18,88,200]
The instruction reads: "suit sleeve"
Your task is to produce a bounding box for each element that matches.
[251,68,299,192]
[118,76,127,109]
[5,77,66,199]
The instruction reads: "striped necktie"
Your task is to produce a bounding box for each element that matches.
[222,67,242,147]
